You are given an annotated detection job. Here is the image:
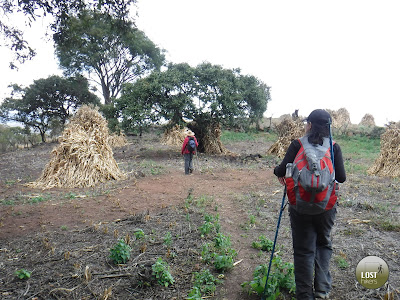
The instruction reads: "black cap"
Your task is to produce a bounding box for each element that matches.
[304,109,331,125]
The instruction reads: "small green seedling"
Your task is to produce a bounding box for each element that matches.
[134,229,145,240]
[109,239,131,264]
[15,269,31,279]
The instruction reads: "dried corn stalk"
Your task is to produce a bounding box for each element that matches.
[161,125,188,147]
[27,105,125,189]
[203,122,234,155]
[359,114,375,127]
[267,117,304,158]
[326,108,351,134]
[368,124,400,177]
[108,132,128,148]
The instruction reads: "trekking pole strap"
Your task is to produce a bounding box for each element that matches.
[261,185,287,300]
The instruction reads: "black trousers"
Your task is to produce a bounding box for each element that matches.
[289,205,337,300]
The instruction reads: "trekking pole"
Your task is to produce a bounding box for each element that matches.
[328,118,335,170]
[195,151,199,171]
[261,184,287,300]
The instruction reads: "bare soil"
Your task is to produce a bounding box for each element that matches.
[0,130,399,300]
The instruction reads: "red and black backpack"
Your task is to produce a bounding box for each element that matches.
[285,136,337,214]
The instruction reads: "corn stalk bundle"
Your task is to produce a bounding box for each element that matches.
[202,122,233,155]
[326,108,351,134]
[108,132,128,148]
[368,123,400,177]
[27,105,125,189]
[161,125,188,147]
[267,118,304,158]
[359,114,375,127]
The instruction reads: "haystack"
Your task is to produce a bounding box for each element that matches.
[267,117,304,158]
[368,123,400,177]
[108,132,128,148]
[202,122,233,155]
[359,114,375,127]
[27,105,125,189]
[161,125,188,147]
[326,108,351,134]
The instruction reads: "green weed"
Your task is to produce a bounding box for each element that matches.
[109,239,131,264]
[15,269,31,279]
[242,255,295,298]
[64,192,77,199]
[134,229,145,240]
[164,231,172,247]
[199,214,220,237]
[139,160,164,175]
[252,235,274,251]
[152,257,175,287]
[0,199,15,205]
[187,268,221,299]
[334,256,349,269]
[201,233,237,272]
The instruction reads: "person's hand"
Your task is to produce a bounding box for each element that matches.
[278,177,286,186]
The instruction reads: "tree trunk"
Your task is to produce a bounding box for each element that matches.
[101,79,111,105]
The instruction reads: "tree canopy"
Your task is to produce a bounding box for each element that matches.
[0,75,100,142]
[53,10,165,104]
[0,0,136,69]
[116,62,270,133]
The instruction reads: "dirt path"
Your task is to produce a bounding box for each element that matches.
[0,166,278,298]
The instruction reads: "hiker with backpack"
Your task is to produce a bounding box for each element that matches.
[181,129,198,175]
[273,109,346,300]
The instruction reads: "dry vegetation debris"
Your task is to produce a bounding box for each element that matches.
[359,113,376,127]
[26,105,125,189]
[161,125,188,148]
[368,123,400,177]
[266,117,304,158]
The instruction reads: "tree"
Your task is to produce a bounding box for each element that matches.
[193,63,270,129]
[116,63,197,133]
[0,0,136,69]
[54,10,165,104]
[116,62,271,150]
[0,75,100,142]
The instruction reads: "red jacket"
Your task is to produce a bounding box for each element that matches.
[181,136,198,154]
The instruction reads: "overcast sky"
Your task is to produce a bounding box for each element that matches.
[1,0,399,126]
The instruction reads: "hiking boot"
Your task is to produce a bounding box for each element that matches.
[189,168,193,174]
[315,291,330,299]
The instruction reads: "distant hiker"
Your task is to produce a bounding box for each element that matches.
[181,130,198,175]
[273,109,346,300]
[292,109,299,120]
